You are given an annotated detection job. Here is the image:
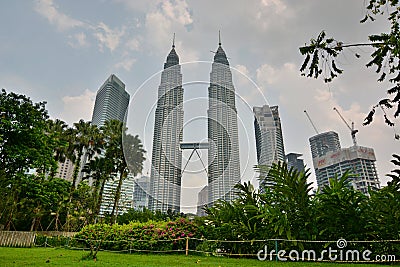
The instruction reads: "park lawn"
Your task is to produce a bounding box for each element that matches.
[0,247,390,267]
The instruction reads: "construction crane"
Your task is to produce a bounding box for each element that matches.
[304,110,319,134]
[333,107,358,146]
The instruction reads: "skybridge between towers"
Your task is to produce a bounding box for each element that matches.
[180,142,209,175]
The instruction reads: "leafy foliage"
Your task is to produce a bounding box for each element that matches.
[299,1,400,133]
[101,120,146,224]
[0,89,146,231]
[76,218,199,254]
[315,172,368,241]
[0,89,60,230]
[117,208,185,224]
[200,161,400,256]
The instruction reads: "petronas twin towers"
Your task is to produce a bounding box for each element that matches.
[149,37,240,213]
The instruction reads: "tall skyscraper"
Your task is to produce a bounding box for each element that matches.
[91,74,130,127]
[196,185,208,217]
[99,174,135,215]
[207,38,241,206]
[133,176,150,210]
[253,105,286,166]
[90,74,132,215]
[286,153,305,173]
[309,131,380,194]
[149,41,184,213]
[313,146,380,194]
[253,105,286,189]
[55,158,74,181]
[309,131,341,159]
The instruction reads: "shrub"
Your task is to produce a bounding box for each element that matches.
[75,218,200,252]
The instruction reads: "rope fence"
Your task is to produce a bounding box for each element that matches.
[33,234,400,263]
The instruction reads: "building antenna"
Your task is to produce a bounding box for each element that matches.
[172,33,175,48]
[219,30,221,45]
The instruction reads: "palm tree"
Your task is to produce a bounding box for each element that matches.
[101,120,145,224]
[71,119,103,189]
[64,120,103,231]
[82,156,113,223]
[315,171,367,241]
[258,162,315,242]
[46,119,69,178]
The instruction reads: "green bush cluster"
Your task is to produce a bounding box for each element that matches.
[75,218,200,252]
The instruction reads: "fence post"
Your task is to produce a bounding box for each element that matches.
[185,237,189,256]
[45,237,48,248]
[275,240,278,262]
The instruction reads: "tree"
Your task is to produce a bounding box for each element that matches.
[82,156,114,224]
[15,175,70,231]
[0,89,56,178]
[364,154,400,240]
[299,1,400,135]
[64,120,103,230]
[258,162,316,243]
[0,89,57,230]
[71,120,103,189]
[101,120,146,224]
[45,118,69,178]
[315,172,367,241]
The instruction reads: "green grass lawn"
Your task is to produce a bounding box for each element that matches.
[0,247,392,266]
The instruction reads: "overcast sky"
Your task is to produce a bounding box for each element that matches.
[1,0,398,212]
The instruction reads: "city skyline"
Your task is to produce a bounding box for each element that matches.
[1,1,398,213]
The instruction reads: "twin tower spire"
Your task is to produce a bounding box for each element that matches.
[165,32,229,68]
[149,32,240,213]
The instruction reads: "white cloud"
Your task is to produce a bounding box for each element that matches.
[35,1,130,53]
[126,38,141,51]
[143,0,197,60]
[235,64,250,76]
[94,22,126,52]
[256,63,297,86]
[260,0,287,14]
[34,0,84,31]
[60,89,96,125]
[256,64,277,85]
[254,0,294,30]
[161,0,193,26]
[233,64,252,87]
[68,32,89,48]
[145,11,173,47]
[114,57,136,71]
[175,41,199,62]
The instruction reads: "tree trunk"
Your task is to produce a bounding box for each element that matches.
[72,150,83,189]
[94,178,107,224]
[110,171,125,224]
[5,190,18,231]
[65,150,83,231]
